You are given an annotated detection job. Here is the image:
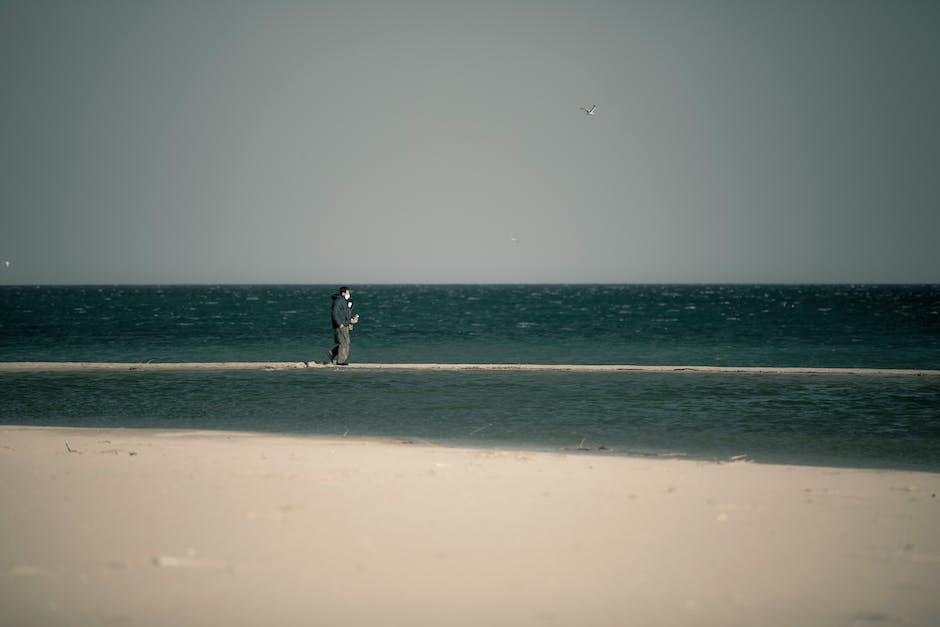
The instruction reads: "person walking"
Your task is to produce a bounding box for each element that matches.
[326,286,359,365]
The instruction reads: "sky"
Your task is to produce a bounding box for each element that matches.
[1,0,938,285]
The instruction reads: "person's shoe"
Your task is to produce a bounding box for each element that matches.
[336,362,349,366]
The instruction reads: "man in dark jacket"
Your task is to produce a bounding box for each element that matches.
[326,286,359,365]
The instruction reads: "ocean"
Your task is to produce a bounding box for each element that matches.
[1,284,939,471]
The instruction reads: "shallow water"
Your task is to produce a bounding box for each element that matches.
[2,368,938,472]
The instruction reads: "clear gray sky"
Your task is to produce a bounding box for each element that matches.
[2,0,938,285]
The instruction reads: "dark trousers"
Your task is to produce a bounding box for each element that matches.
[331,325,351,364]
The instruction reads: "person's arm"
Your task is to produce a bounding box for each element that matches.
[332,300,349,327]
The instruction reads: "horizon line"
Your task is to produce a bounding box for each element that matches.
[2,281,938,288]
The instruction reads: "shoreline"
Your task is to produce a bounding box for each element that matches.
[1,423,936,474]
[3,425,939,626]
[1,361,938,376]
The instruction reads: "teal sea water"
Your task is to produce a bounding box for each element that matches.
[1,284,939,470]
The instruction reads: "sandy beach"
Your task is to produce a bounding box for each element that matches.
[2,426,939,627]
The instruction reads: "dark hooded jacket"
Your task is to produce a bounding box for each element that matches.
[331,293,351,329]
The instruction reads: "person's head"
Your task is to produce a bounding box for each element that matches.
[339,286,350,299]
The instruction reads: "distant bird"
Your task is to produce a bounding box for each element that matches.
[580,104,596,116]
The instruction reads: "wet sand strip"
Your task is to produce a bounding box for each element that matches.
[1,362,938,376]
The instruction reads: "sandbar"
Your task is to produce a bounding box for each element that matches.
[1,362,938,376]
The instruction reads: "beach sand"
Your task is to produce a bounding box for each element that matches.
[1,426,938,627]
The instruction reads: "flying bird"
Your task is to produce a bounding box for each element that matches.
[580,104,596,116]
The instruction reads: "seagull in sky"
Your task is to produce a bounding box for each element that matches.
[580,104,596,116]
